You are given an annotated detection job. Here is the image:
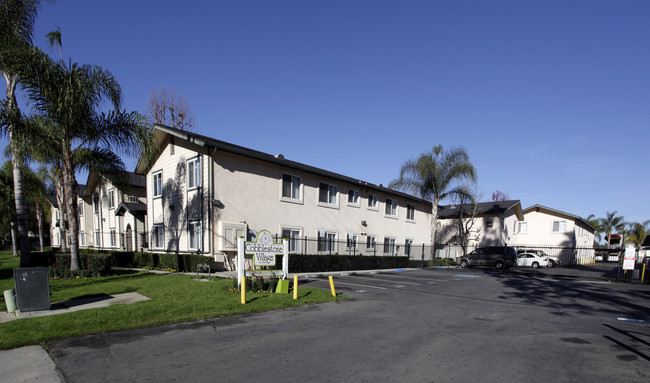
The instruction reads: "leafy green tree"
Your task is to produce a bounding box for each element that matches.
[600,211,625,248]
[625,221,648,250]
[10,48,147,270]
[389,145,476,254]
[585,214,603,244]
[0,0,53,266]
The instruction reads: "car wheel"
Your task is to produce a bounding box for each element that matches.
[496,261,504,270]
[548,260,555,268]
[460,259,469,268]
[532,262,539,269]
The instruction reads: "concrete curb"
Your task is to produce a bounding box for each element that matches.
[0,345,65,382]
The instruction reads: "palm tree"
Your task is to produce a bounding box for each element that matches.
[0,0,52,266]
[584,214,603,244]
[13,49,147,270]
[600,211,625,248]
[625,222,648,250]
[389,145,476,254]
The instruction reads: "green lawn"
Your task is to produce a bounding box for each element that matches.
[0,250,345,350]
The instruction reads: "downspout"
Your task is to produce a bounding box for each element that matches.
[209,146,217,260]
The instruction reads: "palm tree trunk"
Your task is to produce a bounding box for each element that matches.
[55,170,67,251]
[62,151,80,270]
[5,74,32,267]
[431,200,439,261]
[10,222,18,257]
[36,202,44,252]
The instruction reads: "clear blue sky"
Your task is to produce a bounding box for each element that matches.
[2,0,649,225]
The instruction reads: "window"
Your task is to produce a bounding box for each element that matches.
[318,231,336,252]
[368,194,377,209]
[553,221,566,232]
[383,237,396,254]
[110,228,116,247]
[366,235,376,250]
[385,198,397,217]
[152,224,164,249]
[346,233,358,249]
[405,239,414,257]
[282,229,301,253]
[76,201,83,217]
[319,183,337,205]
[188,221,202,251]
[93,194,99,213]
[406,204,415,221]
[187,157,201,189]
[79,231,86,246]
[95,229,100,247]
[486,219,494,228]
[347,190,359,205]
[128,195,139,203]
[518,222,527,233]
[108,189,115,209]
[282,174,301,200]
[153,171,162,198]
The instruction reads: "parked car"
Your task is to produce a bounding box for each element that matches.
[458,246,517,270]
[517,249,559,267]
[517,252,549,269]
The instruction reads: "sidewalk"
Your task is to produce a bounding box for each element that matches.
[0,345,64,382]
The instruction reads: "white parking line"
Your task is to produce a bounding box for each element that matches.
[334,281,387,290]
[346,275,422,286]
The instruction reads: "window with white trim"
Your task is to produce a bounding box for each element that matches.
[153,171,162,198]
[368,194,377,210]
[552,221,566,232]
[346,233,358,250]
[518,222,527,233]
[79,230,86,246]
[94,229,100,247]
[187,157,201,189]
[366,235,376,250]
[318,231,337,252]
[93,194,99,213]
[188,221,202,251]
[405,239,414,257]
[347,190,359,205]
[108,189,115,209]
[406,204,415,221]
[318,183,337,205]
[78,201,84,217]
[282,174,301,201]
[110,228,116,247]
[383,237,396,254]
[282,228,301,253]
[385,198,397,217]
[152,224,164,249]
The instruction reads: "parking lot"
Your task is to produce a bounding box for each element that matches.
[49,269,650,383]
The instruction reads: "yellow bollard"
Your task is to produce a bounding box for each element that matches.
[328,275,336,297]
[642,264,646,282]
[240,276,246,305]
[293,275,298,300]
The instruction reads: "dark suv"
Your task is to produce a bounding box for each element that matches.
[459,246,517,270]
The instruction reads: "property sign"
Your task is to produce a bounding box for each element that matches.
[623,246,636,270]
[245,230,284,267]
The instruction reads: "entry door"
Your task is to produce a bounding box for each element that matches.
[126,225,133,252]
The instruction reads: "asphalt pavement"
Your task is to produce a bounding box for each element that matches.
[2,269,650,382]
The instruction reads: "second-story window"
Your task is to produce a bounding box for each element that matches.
[319,183,337,205]
[108,189,115,209]
[188,157,201,189]
[282,174,301,200]
[348,190,359,205]
[93,194,99,213]
[406,204,415,221]
[153,171,162,198]
[385,198,397,217]
[368,194,377,209]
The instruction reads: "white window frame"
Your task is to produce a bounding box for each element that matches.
[318,182,338,207]
[108,189,115,210]
[366,235,377,250]
[552,220,566,232]
[318,231,337,252]
[187,157,201,190]
[94,229,101,247]
[152,224,164,249]
[93,194,99,213]
[281,228,302,253]
[110,228,116,247]
[78,201,84,217]
[406,204,415,221]
[188,221,202,251]
[383,237,396,254]
[368,194,378,210]
[405,238,414,257]
[346,233,358,250]
[153,171,163,198]
[518,222,528,234]
[281,174,302,202]
[385,198,398,218]
[79,230,86,246]
[347,189,360,206]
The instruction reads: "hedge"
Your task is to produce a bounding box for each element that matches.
[110,251,218,273]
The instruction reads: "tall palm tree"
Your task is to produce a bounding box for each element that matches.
[625,222,648,250]
[0,0,52,266]
[12,49,147,270]
[585,214,603,244]
[389,145,476,253]
[600,211,625,248]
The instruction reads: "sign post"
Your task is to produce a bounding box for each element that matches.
[237,230,288,289]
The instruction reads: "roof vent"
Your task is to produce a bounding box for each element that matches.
[275,154,285,159]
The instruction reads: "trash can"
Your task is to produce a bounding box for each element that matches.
[3,289,16,313]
